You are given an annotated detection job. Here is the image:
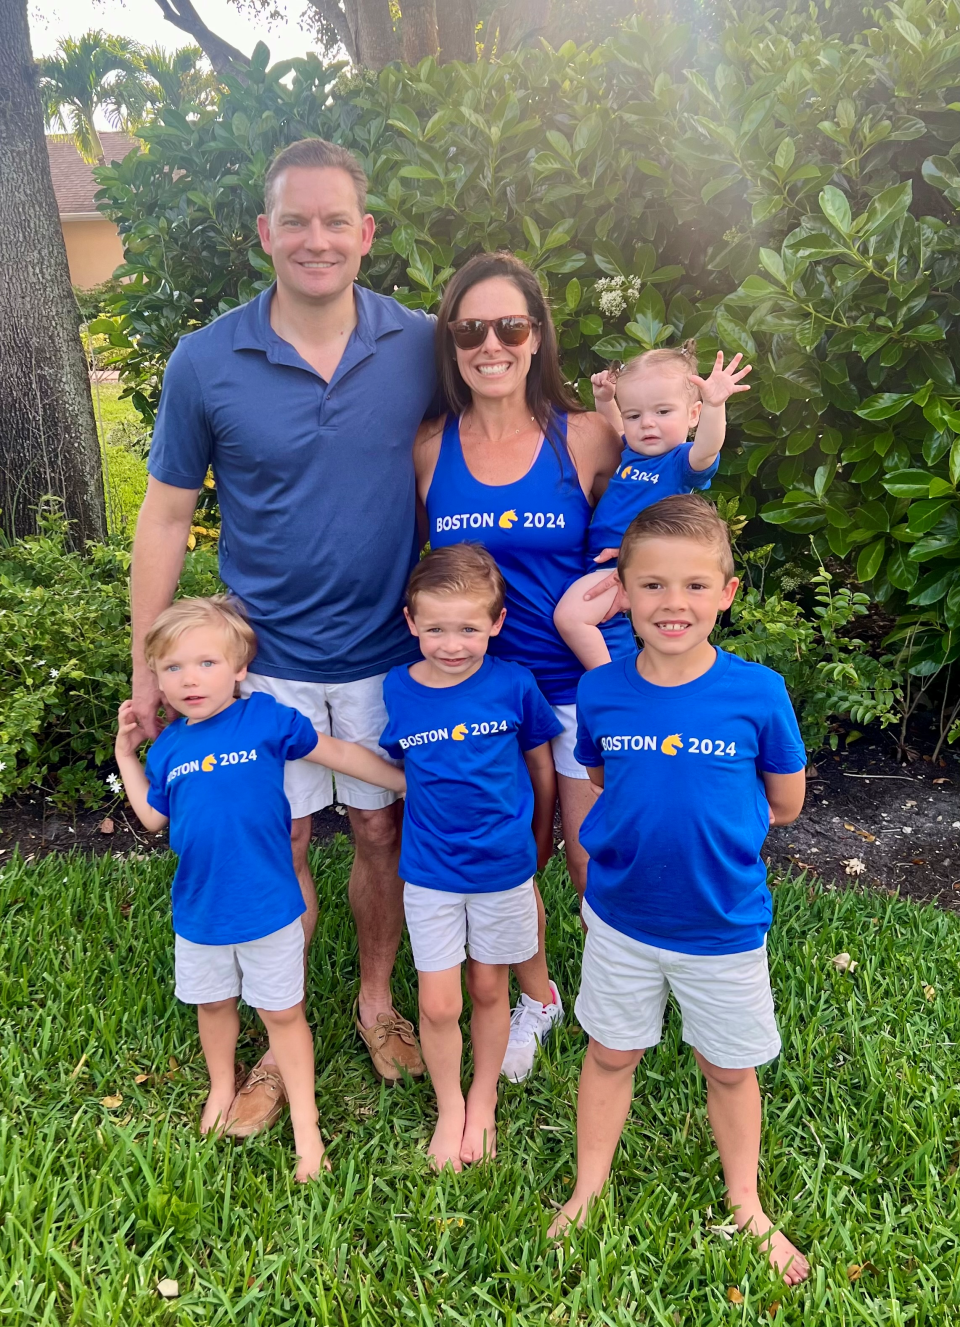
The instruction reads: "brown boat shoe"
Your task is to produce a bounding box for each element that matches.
[223,1056,287,1138]
[355,1003,425,1081]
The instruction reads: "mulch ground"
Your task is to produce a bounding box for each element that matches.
[3,727,958,914]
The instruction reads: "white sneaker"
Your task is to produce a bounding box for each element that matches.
[501,981,564,1082]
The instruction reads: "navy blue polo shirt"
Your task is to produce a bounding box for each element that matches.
[149,284,438,683]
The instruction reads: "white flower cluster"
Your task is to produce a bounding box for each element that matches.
[106,773,123,796]
[594,276,641,320]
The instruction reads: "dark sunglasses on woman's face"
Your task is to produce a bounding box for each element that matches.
[447,315,540,350]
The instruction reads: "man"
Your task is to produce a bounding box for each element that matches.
[130,138,435,1132]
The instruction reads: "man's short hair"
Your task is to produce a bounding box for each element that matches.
[406,544,506,621]
[144,596,258,671]
[618,494,735,581]
[263,138,369,216]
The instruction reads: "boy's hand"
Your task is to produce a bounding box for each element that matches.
[116,699,151,758]
[590,369,618,404]
[689,351,752,408]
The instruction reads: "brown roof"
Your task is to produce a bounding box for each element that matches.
[46,133,139,214]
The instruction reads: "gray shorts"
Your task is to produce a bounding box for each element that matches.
[240,672,401,818]
[174,919,305,1010]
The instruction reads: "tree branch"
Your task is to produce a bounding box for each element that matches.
[306,0,360,65]
[152,0,250,77]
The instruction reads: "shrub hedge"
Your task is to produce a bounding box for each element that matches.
[93,0,960,678]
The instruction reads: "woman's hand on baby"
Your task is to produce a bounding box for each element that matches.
[590,369,618,404]
[689,351,752,407]
[116,699,151,758]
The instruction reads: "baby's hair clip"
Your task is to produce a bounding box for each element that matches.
[609,360,624,379]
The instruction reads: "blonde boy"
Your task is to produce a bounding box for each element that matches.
[115,596,405,1182]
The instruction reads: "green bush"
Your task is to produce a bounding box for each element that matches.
[0,507,220,809]
[91,1,960,678]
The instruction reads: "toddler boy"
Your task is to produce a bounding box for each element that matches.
[114,596,405,1182]
[551,496,809,1285]
[380,544,562,1171]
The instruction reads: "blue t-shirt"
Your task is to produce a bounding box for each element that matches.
[145,692,318,945]
[380,656,563,893]
[427,414,635,705]
[575,649,805,955]
[587,442,720,560]
[149,284,437,684]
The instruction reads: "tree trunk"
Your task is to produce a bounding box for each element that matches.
[0,0,106,544]
[356,0,400,68]
[306,0,361,65]
[153,0,250,78]
[401,0,439,63]
[436,0,476,63]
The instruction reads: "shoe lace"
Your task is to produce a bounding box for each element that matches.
[508,999,545,1044]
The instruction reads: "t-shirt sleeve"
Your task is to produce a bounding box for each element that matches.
[148,340,214,489]
[756,676,806,774]
[378,675,405,760]
[677,442,719,489]
[517,674,564,752]
[275,702,320,762]
[572,678,603,768]
[144,742,170,817]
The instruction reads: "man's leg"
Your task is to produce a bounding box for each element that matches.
[348,803,404,1027]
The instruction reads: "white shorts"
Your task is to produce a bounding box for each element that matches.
[241,672,400,817]
[575,902,781,1069]
[551,703,588,780]
[174,919,305,1011]
[403,879,538,972]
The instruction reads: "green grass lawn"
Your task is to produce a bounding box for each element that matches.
[89,381,149,536]
[2,844,958,1324]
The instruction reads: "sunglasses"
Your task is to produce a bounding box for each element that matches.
[447,315,540,350]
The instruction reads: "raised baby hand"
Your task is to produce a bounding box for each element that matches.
[590,369,618,404]
[689,351,752,408]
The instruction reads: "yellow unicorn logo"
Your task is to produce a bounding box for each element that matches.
[621,465,633,478]
[498,509,518,528]
[452,724,468,741]
[201,753,217,772]
[660,734,683,756]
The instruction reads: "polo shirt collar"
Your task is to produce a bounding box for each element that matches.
[232,282,404,365]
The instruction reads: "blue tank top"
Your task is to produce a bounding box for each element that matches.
[426,413,635,706]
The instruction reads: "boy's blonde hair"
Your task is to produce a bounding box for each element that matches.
[617,339,701,401]
[144,596,258,671]
[618,494,735,581]
[407,543,506,620]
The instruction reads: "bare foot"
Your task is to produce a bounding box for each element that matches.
[428,1108,465,1173]
[294,1124,330,1182]
[460,1096,496,1164]
[200,1087,237,1136]
[547,1190,594,1239]
[734,1204,810,1285]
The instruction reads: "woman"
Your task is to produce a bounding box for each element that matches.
[414,252,633,1081]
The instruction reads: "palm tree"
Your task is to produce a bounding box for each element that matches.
[37,31,146,165]
[137,45,218,115]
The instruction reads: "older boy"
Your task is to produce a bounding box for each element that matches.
[551,495,809,1285]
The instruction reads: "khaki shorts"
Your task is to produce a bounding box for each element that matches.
[241,672,400,818]
[403,879,538,972]
[174,919,305,1010]
[575,901,781,1069]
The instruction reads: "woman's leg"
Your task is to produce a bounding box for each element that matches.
[461,960,510,1162]
[558,772,602,901]
[418,966,467,1171]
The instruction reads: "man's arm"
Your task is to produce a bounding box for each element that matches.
[524,742,558,871]
[130,478,200,738]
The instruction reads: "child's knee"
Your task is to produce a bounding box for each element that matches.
[419,978,462,1027]
[697,1055,754,1089]
[588,1038,644,1074]
[198,997,237,1015]
[465,961,506,1007]
[258,1003,304,1031]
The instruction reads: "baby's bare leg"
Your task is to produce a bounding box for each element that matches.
[461,960,510,1163]
[554,571,621,671]
[258,1003,327,1181]
[693,1051,809,1285]
[197,998,240,1134]
[549,1038,644,1236]
[418,967,467,1171]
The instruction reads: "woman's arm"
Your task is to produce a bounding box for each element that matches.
[303,734,406,795]
[565,411,624,504]
[524,741,558,871]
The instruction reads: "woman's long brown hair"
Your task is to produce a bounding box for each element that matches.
[435,252,583,441]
